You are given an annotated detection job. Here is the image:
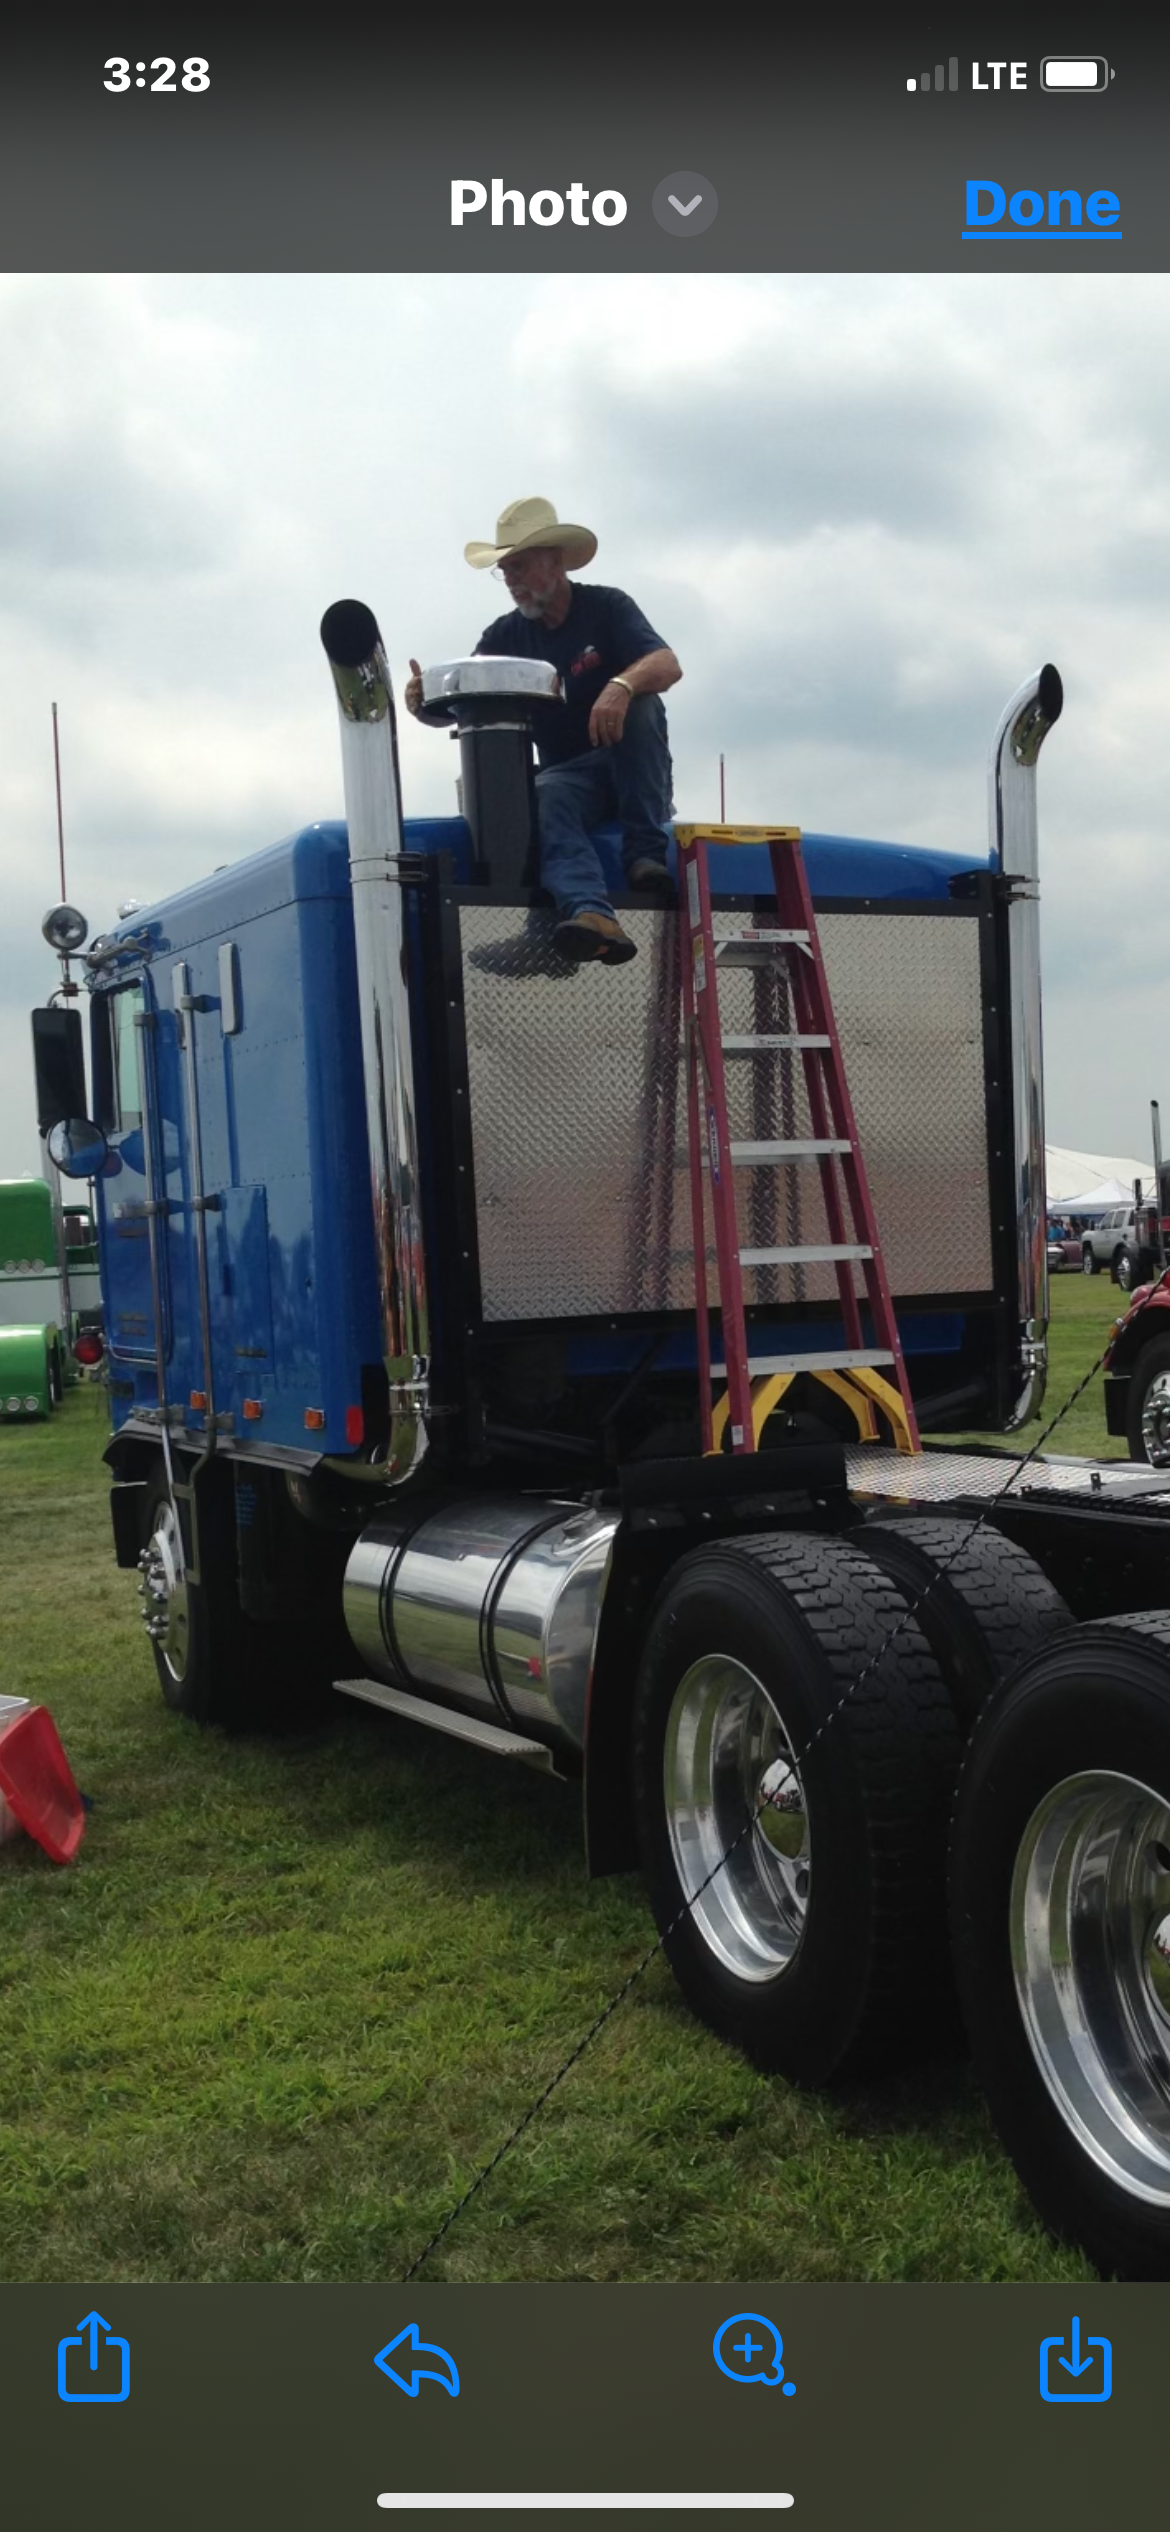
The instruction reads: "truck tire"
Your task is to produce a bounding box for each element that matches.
[1125,1333,1170,1466]
[950,1614,1170,2279]
[848,1517,1070,1729]
[138,1460,338,1728]
[137,1462,234,1724]
[631,1532,962,2084]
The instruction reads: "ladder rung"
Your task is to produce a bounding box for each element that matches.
[738,1244,873,1267]
[714,928,810,960]
[711,1348,897,1377]
[715,928,808,945]
[728,1138,851,1162]
[721,1034,830,1053]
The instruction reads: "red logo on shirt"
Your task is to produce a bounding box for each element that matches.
[570,645,602,677]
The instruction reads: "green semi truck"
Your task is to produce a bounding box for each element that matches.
[0,1174,102,1420]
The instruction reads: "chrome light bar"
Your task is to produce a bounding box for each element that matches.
[321,599,429,1482]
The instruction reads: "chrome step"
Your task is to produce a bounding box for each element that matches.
[728,1138,851,1163]
[738,1243,873,1267]
[333,1677,558,1772]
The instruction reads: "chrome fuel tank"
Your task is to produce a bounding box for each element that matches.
[343,1496,619,1755]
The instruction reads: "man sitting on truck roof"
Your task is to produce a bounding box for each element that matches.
[404,496,682,966]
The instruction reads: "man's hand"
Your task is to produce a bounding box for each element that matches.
[404,657,424,718]
[589,680,632,748]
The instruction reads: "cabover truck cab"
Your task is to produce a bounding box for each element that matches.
[0,1173,101,1419]
[39,606,1170,2280]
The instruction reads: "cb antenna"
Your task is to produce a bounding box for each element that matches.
[42,701,88,996]
[52,701,68,902]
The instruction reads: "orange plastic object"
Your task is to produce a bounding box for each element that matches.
[0,1707,86,1864]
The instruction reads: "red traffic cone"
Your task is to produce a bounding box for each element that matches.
[0,1706,86,1863]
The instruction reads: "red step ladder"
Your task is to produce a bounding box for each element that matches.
[675,822,920,1458]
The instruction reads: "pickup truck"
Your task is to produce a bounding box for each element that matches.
[1080,1204,1144,1284]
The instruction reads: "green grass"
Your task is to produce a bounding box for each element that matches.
[951,1266,1128,1457]
[0,1291,1122,2286]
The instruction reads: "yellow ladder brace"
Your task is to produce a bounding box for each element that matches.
[710,1365,918,1454]
[675,823,804,846]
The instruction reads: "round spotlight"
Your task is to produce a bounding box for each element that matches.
[23,1396,39,1414]
[73,1330,105,1368]
[5,1396,20,1415]
[41,904,89,953]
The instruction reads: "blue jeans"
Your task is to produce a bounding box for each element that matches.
[534,694,673,916]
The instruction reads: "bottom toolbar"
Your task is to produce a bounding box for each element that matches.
[4,2282,1149,2532]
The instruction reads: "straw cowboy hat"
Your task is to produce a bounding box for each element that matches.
[464,496,597,572]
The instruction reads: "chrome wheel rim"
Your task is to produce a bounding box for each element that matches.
[1140,1373,1170,1468]
[663,1655,809,1982]
[1011,1769,1170,2203]
[137,1499,190,1684]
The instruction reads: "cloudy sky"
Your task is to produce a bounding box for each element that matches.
[2,270,1168,1181]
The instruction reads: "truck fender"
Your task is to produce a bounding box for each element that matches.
[1106,1277,1170,1375]
[582,1522,688,1878]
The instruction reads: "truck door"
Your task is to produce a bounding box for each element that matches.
[94,973,172,1368]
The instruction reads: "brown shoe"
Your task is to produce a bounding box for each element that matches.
[553,910,638,965]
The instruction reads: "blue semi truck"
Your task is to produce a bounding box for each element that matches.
[32,605,1170,2280]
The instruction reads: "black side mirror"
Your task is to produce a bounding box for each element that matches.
[31,1006,87,1136]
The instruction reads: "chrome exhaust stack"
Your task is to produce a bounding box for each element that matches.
[989,662,1063,1429]
[321,600,429,1482]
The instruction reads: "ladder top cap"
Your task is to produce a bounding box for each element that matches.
[675,823,803,845]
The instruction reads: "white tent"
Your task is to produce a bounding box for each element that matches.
[1045,1145,1154,1206]
[1061,1180,1140,1217]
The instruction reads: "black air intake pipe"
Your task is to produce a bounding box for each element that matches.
[418,657,562,890]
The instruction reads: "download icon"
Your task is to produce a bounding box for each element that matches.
[1040,2317,1112,2402]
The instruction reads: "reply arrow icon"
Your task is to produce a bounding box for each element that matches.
[375,2322,461,2399]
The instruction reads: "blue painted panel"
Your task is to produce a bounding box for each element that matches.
[214,1185,274,1403]
[102,826,381,1454]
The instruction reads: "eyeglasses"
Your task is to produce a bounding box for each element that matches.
[491,549,552,581]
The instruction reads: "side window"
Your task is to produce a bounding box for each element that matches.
[95,983,145,1133]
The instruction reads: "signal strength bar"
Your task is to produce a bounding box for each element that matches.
[907,58,959,91]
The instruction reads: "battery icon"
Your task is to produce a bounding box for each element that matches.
[1041,56,1113,91]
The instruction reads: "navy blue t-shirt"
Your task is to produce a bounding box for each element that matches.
[474,582,668,767]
